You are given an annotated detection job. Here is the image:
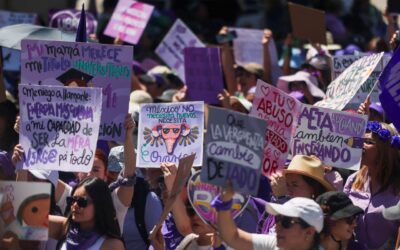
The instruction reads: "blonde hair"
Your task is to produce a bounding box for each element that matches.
[352,123,400,193]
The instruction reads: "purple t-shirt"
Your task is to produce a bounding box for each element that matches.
[344,172,400,249]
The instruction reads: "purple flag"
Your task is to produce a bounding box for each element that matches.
[75,4,87,42]
[379,48,400,131]
[184,47,224,104]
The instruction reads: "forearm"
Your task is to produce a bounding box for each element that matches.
[216,210,253,249]
[262,44,272,84]
[221,45,237,95]
[170,197,192,236]
[123,133,136,178]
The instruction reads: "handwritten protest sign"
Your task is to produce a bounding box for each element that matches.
[0,181,51,240]
[200,107,266,195]
[379,46,400,132]
[0,10,37,71]
[291,104,367,170]
[18,84,102,172]
[346,55,391,109]
[149,154,195,240]
[137,101,204,167]
[316,52,384,110]
[231,27,281,84]
[184,47,224,104]
[331,54,366,80]
[250,80,301,176]
[188,170,249,226]
[288,3,327,44]
[104,0,153,45]
[49,9,97,35]
[20,39,132,141]
[155,19,204,81]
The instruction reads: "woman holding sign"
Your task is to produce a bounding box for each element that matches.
[49,177,125,250]
[344,121,400,249]
[216,183,324,250]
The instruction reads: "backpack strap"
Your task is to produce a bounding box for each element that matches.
[131,177,150,247]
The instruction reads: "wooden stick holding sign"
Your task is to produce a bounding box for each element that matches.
[148,154,196,241]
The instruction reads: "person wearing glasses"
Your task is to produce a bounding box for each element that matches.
[49,177,125,250]
[343,121,400,249]
[316,191,366,250]
[215,183,324,250]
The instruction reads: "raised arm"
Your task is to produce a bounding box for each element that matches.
[48,215,67,240]
[116,114,136,206]
[281,34,293,76]
[216,182,253,249]
[262,29,273,84]
[219,27,238,95]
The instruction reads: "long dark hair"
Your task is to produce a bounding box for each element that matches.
[65,177,121,239]
[302,175,327,199]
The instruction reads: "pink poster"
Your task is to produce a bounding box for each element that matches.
[104,0,154,45]
[250,80,301,177]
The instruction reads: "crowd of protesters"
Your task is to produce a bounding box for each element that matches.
[1,0,400,250]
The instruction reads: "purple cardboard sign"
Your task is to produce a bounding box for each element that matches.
[104,0,154,45]
[184,47,224,104]
[18,84,102,172]
[291,104,368,170]
[379,47,400,132]
[250,80,301,177]
[20,39,133,141]
[49,9,97,35]
[155,19,204,81]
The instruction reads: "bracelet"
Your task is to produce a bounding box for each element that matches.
[211,195,233,211]
[109,173,136,192]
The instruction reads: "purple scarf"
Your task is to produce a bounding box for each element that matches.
[66,223,102,250]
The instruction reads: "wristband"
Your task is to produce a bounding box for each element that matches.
[211,195,233,211]
[109,173,136,192]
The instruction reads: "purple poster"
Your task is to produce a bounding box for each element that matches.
[291,104,368,170]
[18,84,102,172]
[20,39,133,141]
[379,47,400,132]
[104,0,154,45]
[137,101,204,167]
[49,9,97,35]
[184,47,224,104]
[250,80,301,177]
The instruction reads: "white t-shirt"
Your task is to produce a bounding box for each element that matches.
[252,234,323,250]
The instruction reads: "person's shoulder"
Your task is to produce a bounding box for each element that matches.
[101,237,125,250]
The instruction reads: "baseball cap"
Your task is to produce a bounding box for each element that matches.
[383,204,400,221]
[29,170,59,187]
[108,146,124,173]
[266,197,324,233]
[316,191,363,220]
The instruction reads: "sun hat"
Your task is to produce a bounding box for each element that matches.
[383,204,400,221]
[316,191,363,220]
[155,89,178,103]
[29,170,59,187]
[284,155,335,191]
[129,90,153,114]
[235,63,264,79]
[277,71,325,99]
[266,197,324,233]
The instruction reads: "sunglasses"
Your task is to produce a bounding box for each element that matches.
[275,215,307,229]
[344,215,359,225]
[66,196,91,208]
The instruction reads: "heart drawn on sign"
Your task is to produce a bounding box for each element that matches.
[260,85,270,97]
[273,150,280,161]
[286,98,296,110]
[187,171,249,227]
